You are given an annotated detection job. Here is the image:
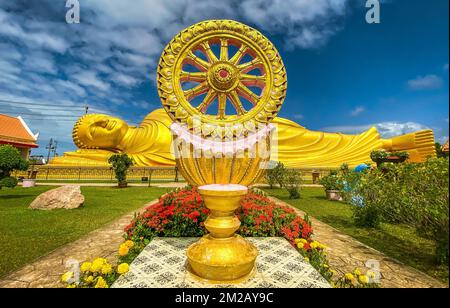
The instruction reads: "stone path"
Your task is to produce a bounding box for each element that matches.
[270,197,447,288]
[0,195,446,288]
[0,199,158,288]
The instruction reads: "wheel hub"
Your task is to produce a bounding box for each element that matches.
[208,62,239,92]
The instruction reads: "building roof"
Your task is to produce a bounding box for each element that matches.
[0,114,38,148]
[443,140,449,153]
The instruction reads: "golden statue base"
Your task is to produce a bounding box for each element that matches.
[186,184,258,282]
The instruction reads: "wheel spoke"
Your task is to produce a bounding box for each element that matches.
[196,89,217,113]
[180,71,207,83]
[200,41,218,63]
[238,58,263,74]
[184,81,209,101]
[230,44,249,65]
[217,93,227,119]
[186,51,210,71]
[227,91,246,115]
[220,38,229,61]
[241,74,266,88]
[237,83,260,105]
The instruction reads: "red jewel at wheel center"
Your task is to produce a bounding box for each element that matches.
[219,69,229,78]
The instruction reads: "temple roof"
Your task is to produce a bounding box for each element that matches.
[443,140,449,153]
[0,114,38,148]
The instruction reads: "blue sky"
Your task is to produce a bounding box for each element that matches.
[0,0,448,156]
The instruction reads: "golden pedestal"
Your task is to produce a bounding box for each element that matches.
[187,184,258,281]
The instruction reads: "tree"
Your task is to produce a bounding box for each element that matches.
[0,145,29,189]
[265,161,286,189]
[108,154,133,188]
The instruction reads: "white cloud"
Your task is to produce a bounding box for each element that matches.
[444,63,449,71]
[407,74,444,90]
[293,114,304,120]
[72,71,110,92]
[322,121,431,139]
[350,106,365,117]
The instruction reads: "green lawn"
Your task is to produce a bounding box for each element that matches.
[0,186,168,278]
[265,187,449,284]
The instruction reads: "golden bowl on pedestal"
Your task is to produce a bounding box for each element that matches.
[170,123,272,187]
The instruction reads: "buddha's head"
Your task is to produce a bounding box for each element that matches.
[73,114,129,149]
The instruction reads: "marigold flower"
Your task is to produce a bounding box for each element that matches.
[85,276,94,284]
[91,258,106,273]
[118,244,129,256]
[94,277,108,289]
[101,264,113,275]
[359,275,370,284]
[80,262,92,273]
[124,240,134,249]
[304,257,310,263]
[66,284,77,288]
[297,242,304,249]
[117,263,130,275]
[345,273,355,281]
[353,268,362,276]
[61,271,74,283]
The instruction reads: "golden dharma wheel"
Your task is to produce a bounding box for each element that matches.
[157,20,287,139]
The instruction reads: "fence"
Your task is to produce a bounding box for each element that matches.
[14,166,180,183]
[14,166,331,184]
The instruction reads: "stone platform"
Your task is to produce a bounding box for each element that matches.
[112,237,331,288]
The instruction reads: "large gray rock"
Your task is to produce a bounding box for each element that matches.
[29,185,85,210]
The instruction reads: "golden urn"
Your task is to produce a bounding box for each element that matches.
[156,19,287,282]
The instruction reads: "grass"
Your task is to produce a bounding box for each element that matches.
[265,187,449,284]
[0,186,168,278]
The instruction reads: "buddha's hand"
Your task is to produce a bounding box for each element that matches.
[73,114,129,150]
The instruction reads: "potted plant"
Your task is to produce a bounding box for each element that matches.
[319,171,343,201]
[370,150,409,168]
[108,154,134,188]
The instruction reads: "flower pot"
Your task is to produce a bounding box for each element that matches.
[118,182,128,188]
[326,190,342,201]
[22,179,36,188]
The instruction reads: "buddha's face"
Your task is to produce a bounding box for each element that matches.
[74,114,129,149]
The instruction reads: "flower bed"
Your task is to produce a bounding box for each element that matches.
[124,186,313,245]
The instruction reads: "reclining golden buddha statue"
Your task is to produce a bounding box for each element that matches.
[50,108,436,168]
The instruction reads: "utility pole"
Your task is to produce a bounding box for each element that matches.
[52,140,58,157]
[45,138,55,164]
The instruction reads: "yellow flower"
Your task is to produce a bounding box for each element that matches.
[61,271,74,283]
[345,273,355,281]
[310,241,319,249]
[101,263,113,275]
[117,263,129,275]
[118,244,129,256]
[91,258,106,273]
[66,284,77,288]
[304,257,310,263]
[353,268,362,276]
[85,276,94,284]
[94,277,109,289]
[297,242,304,249]
[124,240,134,249]
[359,275,370,284]
[80,262,92,273]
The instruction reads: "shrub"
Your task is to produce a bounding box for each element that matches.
[319,171,341,191]
[265,161,286,188]
[0,145,29,189]
[283,169,302,199]
[108,154,133,187]
[352,158,449,263]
